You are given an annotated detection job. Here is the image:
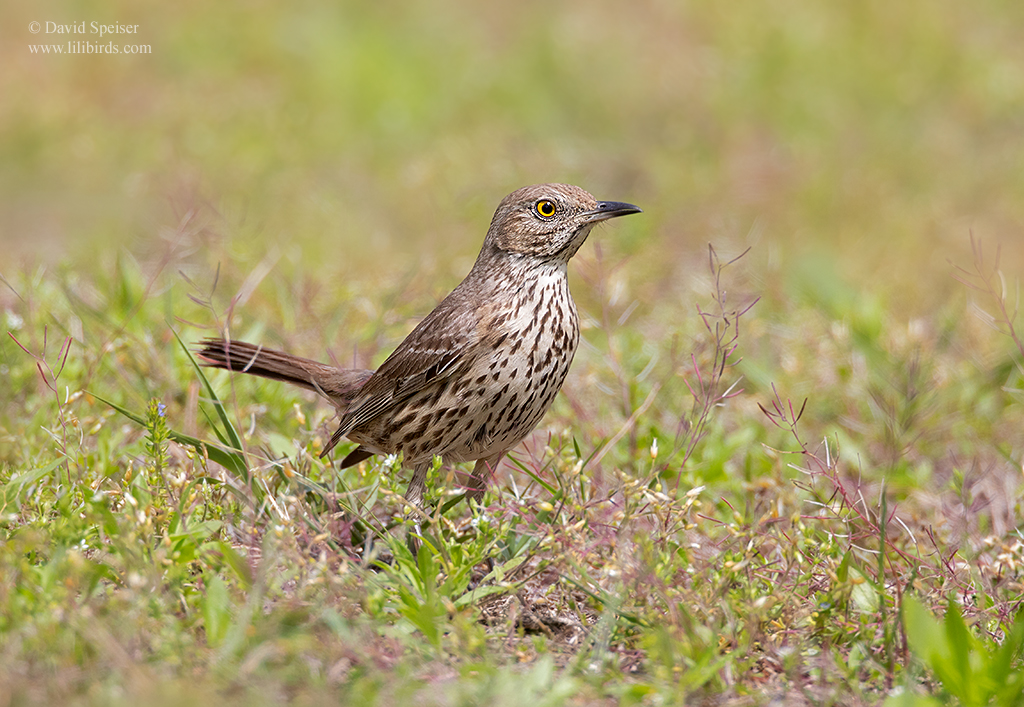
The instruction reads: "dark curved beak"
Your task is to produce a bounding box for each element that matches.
[584,200,642,223]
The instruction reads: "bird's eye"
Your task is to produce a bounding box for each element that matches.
[535,199,556,219]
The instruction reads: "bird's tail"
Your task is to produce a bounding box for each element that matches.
[195,338,372,409]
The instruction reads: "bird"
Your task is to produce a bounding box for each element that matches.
[197,183,640,507]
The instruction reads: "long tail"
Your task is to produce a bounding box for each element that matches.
[195,338,373,409]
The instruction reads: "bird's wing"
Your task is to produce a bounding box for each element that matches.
[340,341,466,432]
[320,284,489,455]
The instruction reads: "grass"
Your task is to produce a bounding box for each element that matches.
[3,0,1024,704]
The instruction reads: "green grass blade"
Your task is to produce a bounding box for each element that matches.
[171,326,245,452]
[91,391,249,478]
[2,458,64,509]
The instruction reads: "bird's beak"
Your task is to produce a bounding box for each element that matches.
[584,200,642,223]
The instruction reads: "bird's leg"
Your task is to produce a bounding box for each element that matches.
[404,462,430,508]
[404,461,431,554]
[466,456,502,579]
[466,455,501,505]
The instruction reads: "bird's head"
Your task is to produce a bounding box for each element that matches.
[483,183,640,263]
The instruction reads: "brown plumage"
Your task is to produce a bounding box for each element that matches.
[197,183,640,505]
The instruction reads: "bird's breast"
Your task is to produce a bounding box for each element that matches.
[351,265,582,464]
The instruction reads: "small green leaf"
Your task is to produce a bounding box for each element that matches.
[2,458,64,509]
[902,596,946,666]
[849,567,878,613]
[212,541,254,589]
[939,601,974,699]
[203,576,231,648]
[836,549,852,582]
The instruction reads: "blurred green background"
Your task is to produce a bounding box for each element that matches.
[4,0,1023,306]
[4,2,1024,701]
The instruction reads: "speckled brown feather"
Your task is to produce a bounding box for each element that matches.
[196,183,640,506]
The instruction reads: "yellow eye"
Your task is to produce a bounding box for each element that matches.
[535,199,556,219]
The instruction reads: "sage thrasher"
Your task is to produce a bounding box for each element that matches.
[197,183,640,505]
